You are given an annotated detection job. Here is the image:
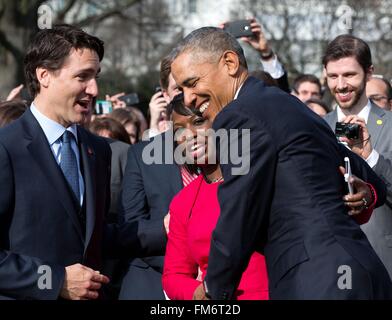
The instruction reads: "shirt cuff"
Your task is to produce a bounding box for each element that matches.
[365,149,379,168]
[147,128,161,139]
[260,55,285,79]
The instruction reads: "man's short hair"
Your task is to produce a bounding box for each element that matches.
[322,34,372,73]
[160,51,176,91]
[379,78,392,100]
[305,98,330,114]
[24,24,104,98]
[292,74,322,93]
[173,27,248,69]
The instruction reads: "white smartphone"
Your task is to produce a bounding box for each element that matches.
[344,157,354,195]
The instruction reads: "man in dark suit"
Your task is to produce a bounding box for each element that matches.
[323,34,392,278]
[118,53,191,300]
[118,131,183,299]
[0,25,152,300]
[0,24,111,300]
[171,27,392,299]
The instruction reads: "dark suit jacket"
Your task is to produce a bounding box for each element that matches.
[105,138,130,222]
[118,132,182,299]
[205,77,391,300]
[0,108,111,300]
[324,103,392,278]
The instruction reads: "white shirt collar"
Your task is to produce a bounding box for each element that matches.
[234,82,245,100]
[30,103,78,145]
[336,99,372,123]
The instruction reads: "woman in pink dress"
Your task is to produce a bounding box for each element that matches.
[162,94,269,300]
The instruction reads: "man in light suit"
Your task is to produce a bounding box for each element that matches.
[170,27,391,299]
[323,34,392,278]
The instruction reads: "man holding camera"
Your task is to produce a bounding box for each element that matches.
[323,34,392,278]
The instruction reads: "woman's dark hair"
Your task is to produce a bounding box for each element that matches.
[24,24,104,98]
[322,34,372,73]
[108,108,141,143]
[89,117,130,144]
[0,100,28,128]
[169,93,202,118]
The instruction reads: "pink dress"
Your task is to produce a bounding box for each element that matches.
[163,175,269,300]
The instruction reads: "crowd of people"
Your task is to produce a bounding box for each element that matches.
[0,18,391,300]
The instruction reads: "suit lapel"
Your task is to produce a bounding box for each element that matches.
[169,163,183,196]
[22,110,84,242]
[78,128,96,252]
[367,103,386,148]
[162,130,183,195]
[326,110,338,131]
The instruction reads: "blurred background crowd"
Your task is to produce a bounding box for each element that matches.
[2,0,392,139]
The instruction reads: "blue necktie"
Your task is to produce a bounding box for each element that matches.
[60,131,80,202]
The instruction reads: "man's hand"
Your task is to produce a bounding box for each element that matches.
[149,91,168,131]
[239,18,273,59]
[6,84,24,101]
[105,93,127,109]
[339,115,373,159]
[193,283,210,300]
[60,263,110,300]
[339,166,374,216]
[164,211,170,235]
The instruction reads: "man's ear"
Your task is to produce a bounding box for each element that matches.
[365,65,374,82]
[36,67,50,89]
[222,51,240,76]
[322,67,327,79]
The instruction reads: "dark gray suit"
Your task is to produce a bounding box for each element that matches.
[106,139,130,221]
[118,132,183,299]
[324,102,392,278]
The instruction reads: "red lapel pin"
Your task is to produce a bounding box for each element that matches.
[87,147,94,155]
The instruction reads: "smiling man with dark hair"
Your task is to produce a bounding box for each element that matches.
[323,34,392,279]
[0,24,112,300]
[171,27,392,300]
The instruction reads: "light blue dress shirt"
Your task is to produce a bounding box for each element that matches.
[30,103,85,206]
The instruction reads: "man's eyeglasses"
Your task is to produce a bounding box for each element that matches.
[368,94,388,102]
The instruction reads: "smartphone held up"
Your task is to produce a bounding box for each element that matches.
[223,19,254,38]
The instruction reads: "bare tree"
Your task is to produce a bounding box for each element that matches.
[0,0,141,98]
[231,0,392,82]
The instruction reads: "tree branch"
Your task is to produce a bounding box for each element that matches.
[56,0,78,22]
[0,29,23,60]
[72,0,142,27]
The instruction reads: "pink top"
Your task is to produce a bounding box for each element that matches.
[163,175,269,300]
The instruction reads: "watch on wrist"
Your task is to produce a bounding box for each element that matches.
[260,49,274,60]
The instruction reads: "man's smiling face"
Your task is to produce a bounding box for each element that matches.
[171,50,236,122]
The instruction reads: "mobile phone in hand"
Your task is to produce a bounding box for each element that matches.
[344,157,354,195]
[95,100,113,115]
[223,20,254,38]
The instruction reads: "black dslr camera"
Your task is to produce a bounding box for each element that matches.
[335,122,360,140]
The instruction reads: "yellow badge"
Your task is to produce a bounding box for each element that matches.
[377,119,383,125]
